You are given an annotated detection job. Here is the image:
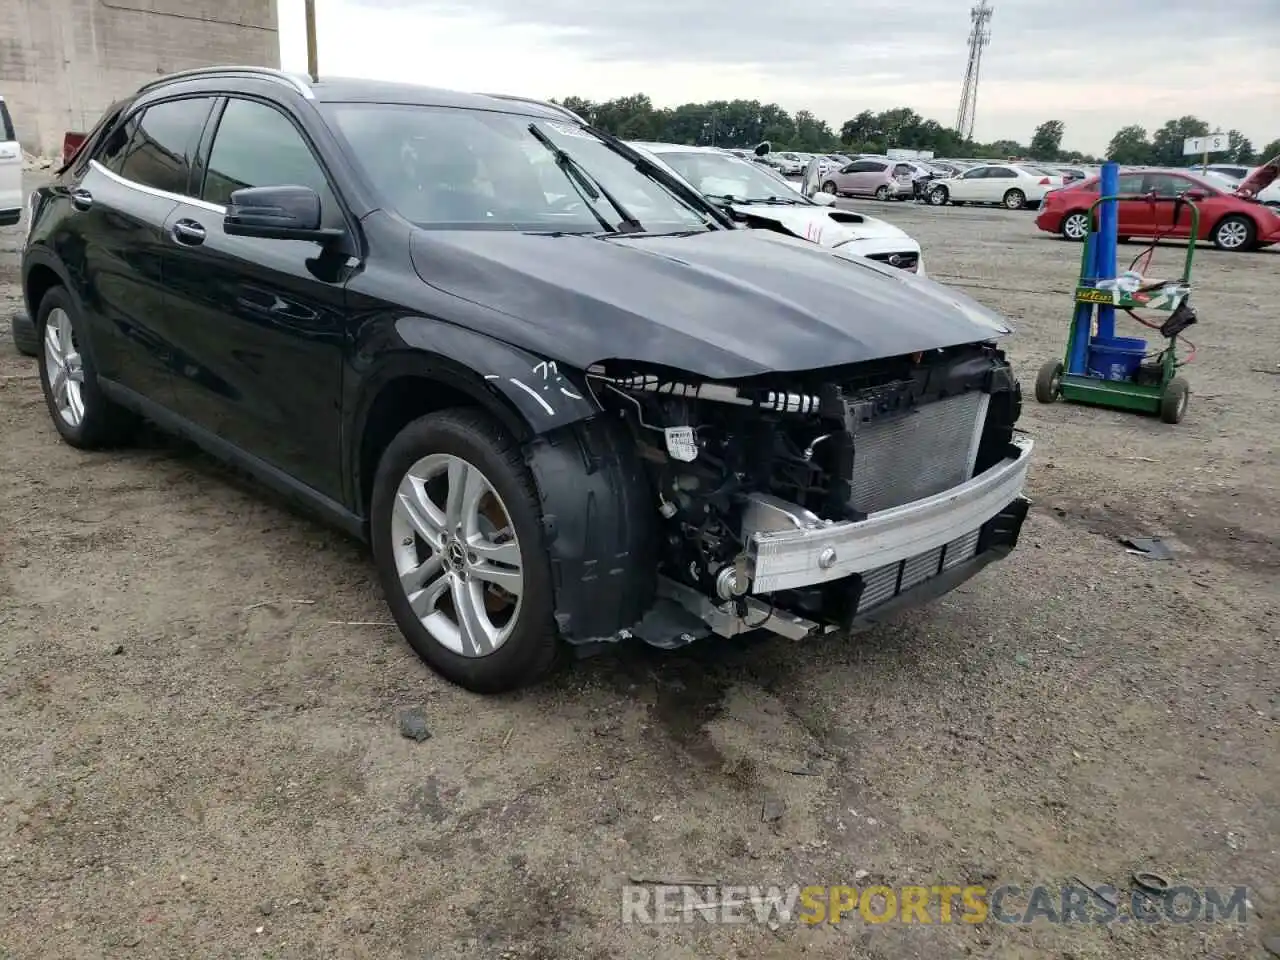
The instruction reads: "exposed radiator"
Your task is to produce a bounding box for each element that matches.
[848,391,989,515]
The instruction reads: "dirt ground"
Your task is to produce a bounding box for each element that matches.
[2,175,1278,960]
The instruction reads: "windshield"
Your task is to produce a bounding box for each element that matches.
[322,103,713,233]
[653,150,807,203]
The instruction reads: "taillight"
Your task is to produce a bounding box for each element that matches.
[1039,177,1050,185]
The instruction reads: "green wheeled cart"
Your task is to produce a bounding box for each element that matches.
[1035,194,1200,425]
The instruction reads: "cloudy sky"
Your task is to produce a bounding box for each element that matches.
[277,0,1280,155]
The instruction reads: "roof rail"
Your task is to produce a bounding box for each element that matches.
[136,66,314,99]
[479,93,585,124]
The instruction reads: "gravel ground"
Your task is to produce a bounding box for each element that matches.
[2,176,1278,959]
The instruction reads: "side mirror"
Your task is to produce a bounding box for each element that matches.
[810,192,837,206]
[754,140,771,157]
[224,185,342,242]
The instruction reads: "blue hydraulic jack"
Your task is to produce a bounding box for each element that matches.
[1034,162,1199,424]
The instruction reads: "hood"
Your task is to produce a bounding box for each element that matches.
[409,226,1010,380]
[729,202,910,247]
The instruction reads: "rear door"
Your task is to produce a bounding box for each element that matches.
[160,95,351,501]
[66,96,216,403]
[0,97,21,224]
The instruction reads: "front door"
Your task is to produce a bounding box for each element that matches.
[951,166,988,201]
[160,96,351,502]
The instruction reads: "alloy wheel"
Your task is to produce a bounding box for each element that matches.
[1216,220,1248,249]
[1063,213,1089,240]
[390,453,524,658]
[43,307,86,427]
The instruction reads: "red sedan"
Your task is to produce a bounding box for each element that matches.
[1035,168,1280,252]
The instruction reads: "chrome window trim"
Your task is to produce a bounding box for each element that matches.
[90,159,227,214]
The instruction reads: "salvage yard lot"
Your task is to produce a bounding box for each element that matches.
[1,184,1277,959]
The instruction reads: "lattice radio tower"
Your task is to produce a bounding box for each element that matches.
[956,0,993,141]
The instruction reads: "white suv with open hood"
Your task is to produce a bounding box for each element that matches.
[628,141,927,277]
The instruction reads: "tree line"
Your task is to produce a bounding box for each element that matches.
[552,94,1280,167]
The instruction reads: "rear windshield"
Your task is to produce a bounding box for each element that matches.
[0,100,15,143]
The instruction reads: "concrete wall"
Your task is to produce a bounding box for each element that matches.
[0,0,278,156]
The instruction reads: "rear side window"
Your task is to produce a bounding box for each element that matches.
[202,98,340,226]
[0,100,15,143]
[117,97,214,196]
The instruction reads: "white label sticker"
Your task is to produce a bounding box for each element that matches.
[664,426,697,462]
[546,120,593,139]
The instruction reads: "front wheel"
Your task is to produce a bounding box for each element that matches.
[1160,377,1190,424]
[1003,189,1026,210]
[1034,360,1063,404]
[929,186,949,206]
[1212,215,1255,252]
[821,180,839,196]
[36,287,138,448]
[1061,211,1090,241]
[370,408,559,693]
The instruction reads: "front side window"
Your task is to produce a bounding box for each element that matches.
[117,97,213,195]
[323,103,712,233]
[1144,173,1202,197]
[963,167,988,179]
[202,98,340,226]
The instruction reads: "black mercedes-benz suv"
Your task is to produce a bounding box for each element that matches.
[23,67,1032,693]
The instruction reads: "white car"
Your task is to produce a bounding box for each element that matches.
[926,162,1065,210]
[1200,168,1280,208]
[628,141,927,276]
[0,96,21,227]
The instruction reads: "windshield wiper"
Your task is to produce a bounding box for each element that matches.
[527,123,644,234]
[736,196,803,206]
[581,125,727,228]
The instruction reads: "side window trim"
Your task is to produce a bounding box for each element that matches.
[93,95,217,203]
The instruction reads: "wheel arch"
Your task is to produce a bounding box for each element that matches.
[1208,210,1257,244]
[348,318,601,515]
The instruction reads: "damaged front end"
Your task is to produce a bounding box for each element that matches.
[563,344,1031,649]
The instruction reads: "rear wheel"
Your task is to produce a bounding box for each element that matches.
[370,407,559,693]
[1003,188,1026,210]
[1061,211,1090,241]
[1160,377,1189,424]
[874,184,891,201]
[36,287,138,448]
[1211,215,1254,251]
[1034,360,1063,404]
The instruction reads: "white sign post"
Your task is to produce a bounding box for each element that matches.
[1183,133,1228,170]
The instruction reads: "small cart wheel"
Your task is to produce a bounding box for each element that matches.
[1160,376,1190,424]
[1034,360,1063,404]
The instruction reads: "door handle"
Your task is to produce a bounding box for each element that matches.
[171,219,206,246]
[71,189,93,212]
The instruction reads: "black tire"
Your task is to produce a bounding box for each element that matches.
[874,184,891,201]
[1211,214,1255,252]
[369,407,560,694]
[1160,376,1189,424]
[821,180,839,196]
[35,286,138,448]
[1003,188,1026,210]
[10,311,38,357]
[929,186,949,206]
[1061,211,1090,242]
[1034,360,1063,404]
